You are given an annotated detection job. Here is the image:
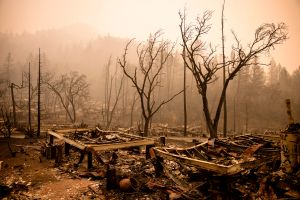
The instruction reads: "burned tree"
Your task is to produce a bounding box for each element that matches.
[118,31,182,136]
[8,73,26,127]
[103,57,125,129]
[179,11,287,138]
[44,71,89,124]
[37,48,41,137]
[23,62,38,134]
[221,0,227,137]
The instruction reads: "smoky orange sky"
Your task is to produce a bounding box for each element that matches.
[0,0,299,72]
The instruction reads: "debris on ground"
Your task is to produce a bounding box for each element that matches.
[0,122,299,199]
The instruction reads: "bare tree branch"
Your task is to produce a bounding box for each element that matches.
[118,31,181,136]
[179,9,287,138]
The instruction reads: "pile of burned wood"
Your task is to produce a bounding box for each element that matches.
[48,130,299,199]
[64,128,145,145]
[147,133,300,199]
[150,124,206,137]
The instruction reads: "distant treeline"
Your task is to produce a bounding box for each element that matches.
[0,27,299,133]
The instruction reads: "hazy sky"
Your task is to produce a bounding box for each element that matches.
[0,0,299,71]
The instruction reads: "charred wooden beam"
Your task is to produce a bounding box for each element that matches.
[88,151,93,170]
[48,131,86,150]
[89,139,154,151]
[153,147,239,175]
[64,143,70,155]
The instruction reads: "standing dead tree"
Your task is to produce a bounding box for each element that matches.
[23,63,38,135]
[44,71,89,124]
[179,11,287,138]
[182,8,188,137]
[9,75,26,127]
[118,31,182,136]
[103,57,125,129]
[221,0,227,137]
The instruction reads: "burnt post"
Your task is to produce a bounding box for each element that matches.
[88,151,93,170]
[65,143,70,155]
[159,136,165,146]
[28,62,32,132]
[49,135,54,145]
[281,99,300,173]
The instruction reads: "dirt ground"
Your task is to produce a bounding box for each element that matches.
[0,136,178,200]
[0,137,102,199]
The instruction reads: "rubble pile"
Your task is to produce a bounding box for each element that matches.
[152,131,300,199]
[1,126,300,199]
[65,129,142,145]
[150,124,206,137]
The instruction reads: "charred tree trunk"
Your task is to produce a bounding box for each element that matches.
[221,0,227,137]
[37,48,41,137]
[130,93,138,127]
[143,117,150,137]
[245,103,249,133]
[70,100,76,124]
[28,62,32,132]
[10,83,16,127]
[201,90,217,138]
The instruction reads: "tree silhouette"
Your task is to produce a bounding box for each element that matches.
[179,11,288,138]
[44,71,89,124]
[118,31,182,136]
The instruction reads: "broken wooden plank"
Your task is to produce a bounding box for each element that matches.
[153,147,241,175]
[47,130,86,150]
[81,135,98,143]
[89,139,154,151]
[192,148,209,161]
